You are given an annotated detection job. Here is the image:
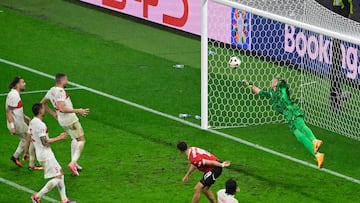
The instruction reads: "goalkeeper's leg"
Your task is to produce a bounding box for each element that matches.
[294,117,323,154]
[293,117,325,168]
[294,117,316,141]
[293,129,315,156]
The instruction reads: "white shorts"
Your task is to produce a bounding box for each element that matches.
[7,121,28,138]
[41,157,62,179]
[62,121,84,139]
[13,132,26,140]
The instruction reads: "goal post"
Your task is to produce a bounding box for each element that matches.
[201,0,360,141]
[201,0,209,129]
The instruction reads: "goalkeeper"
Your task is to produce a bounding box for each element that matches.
[242,76,325,168]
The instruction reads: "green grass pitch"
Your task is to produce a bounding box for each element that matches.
[0,1,359,202]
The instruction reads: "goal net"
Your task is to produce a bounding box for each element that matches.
[202,0,360,141]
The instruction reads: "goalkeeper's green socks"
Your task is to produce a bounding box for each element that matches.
[293,129,315,156]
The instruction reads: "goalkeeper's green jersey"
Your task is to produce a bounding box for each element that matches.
[258,80,304,122]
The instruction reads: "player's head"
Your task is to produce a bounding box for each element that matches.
[55,73,68,87]
[177,141,188,152]
[9,76,26,91]
[32,103,45,117]
[225,179,240,195]
[271,78,279,90]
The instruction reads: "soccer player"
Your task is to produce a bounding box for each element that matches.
[5,76,42,170]
[217,179,240,203]
[177,141,231,203]
[41,73,89,176]
[24,103,75,203]
[242,76,325,168]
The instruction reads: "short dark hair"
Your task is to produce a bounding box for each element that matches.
[32,103,43,116]
[225,179,238,195]
[8,76,22,90]
[55,73,66,84]
[177,141,188,152]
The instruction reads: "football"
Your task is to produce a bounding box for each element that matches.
[228,56,241,69]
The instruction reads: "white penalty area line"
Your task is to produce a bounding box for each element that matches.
[0,87,84,97]
[1,58,360,186]
[0,177,58,203]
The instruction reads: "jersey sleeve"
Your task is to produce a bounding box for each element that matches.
[7,93,19,108]
[258,90,272,99]
[56,89,66,102]
[33,123,47,138]
[38,125,47,138]
[45,89,51,100]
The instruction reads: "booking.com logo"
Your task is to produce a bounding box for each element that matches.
[284,24,360,79]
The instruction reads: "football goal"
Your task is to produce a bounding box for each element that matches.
[201,0,360,141]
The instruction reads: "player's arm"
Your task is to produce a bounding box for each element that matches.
[182,164,197,182]
[203,160,231,168]
[24,115,31,124]
[242,80,271,98]
[6,106,16,134]
[56,100,89,116]
[23,133,32,161]
[40,132,67,147]
[40,97,57,120]
[242,80,261,94]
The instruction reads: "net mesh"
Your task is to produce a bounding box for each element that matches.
[207,0,360,140]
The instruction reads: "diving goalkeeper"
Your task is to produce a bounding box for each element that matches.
[242,76,325,168]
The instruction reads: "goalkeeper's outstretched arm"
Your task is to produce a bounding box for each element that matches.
[242,80,261,94]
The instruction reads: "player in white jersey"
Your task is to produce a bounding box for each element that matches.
[24,103,76,203]
[5,76,42,170]
[41,73,89,176]
[217,179,240,203]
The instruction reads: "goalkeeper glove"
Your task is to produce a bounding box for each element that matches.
[242,80,253,89]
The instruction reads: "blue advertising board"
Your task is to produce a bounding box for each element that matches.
[232,12,360,80]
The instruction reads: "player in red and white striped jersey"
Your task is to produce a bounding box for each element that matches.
[177,141,231,203]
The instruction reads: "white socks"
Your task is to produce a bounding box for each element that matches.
[37,178,61,198]
[71,139,77,160]
[29,142,36,167]
[71,141,85,164]
[57,175,68,201]
[13,138,26,158]
[37,176,68,201]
